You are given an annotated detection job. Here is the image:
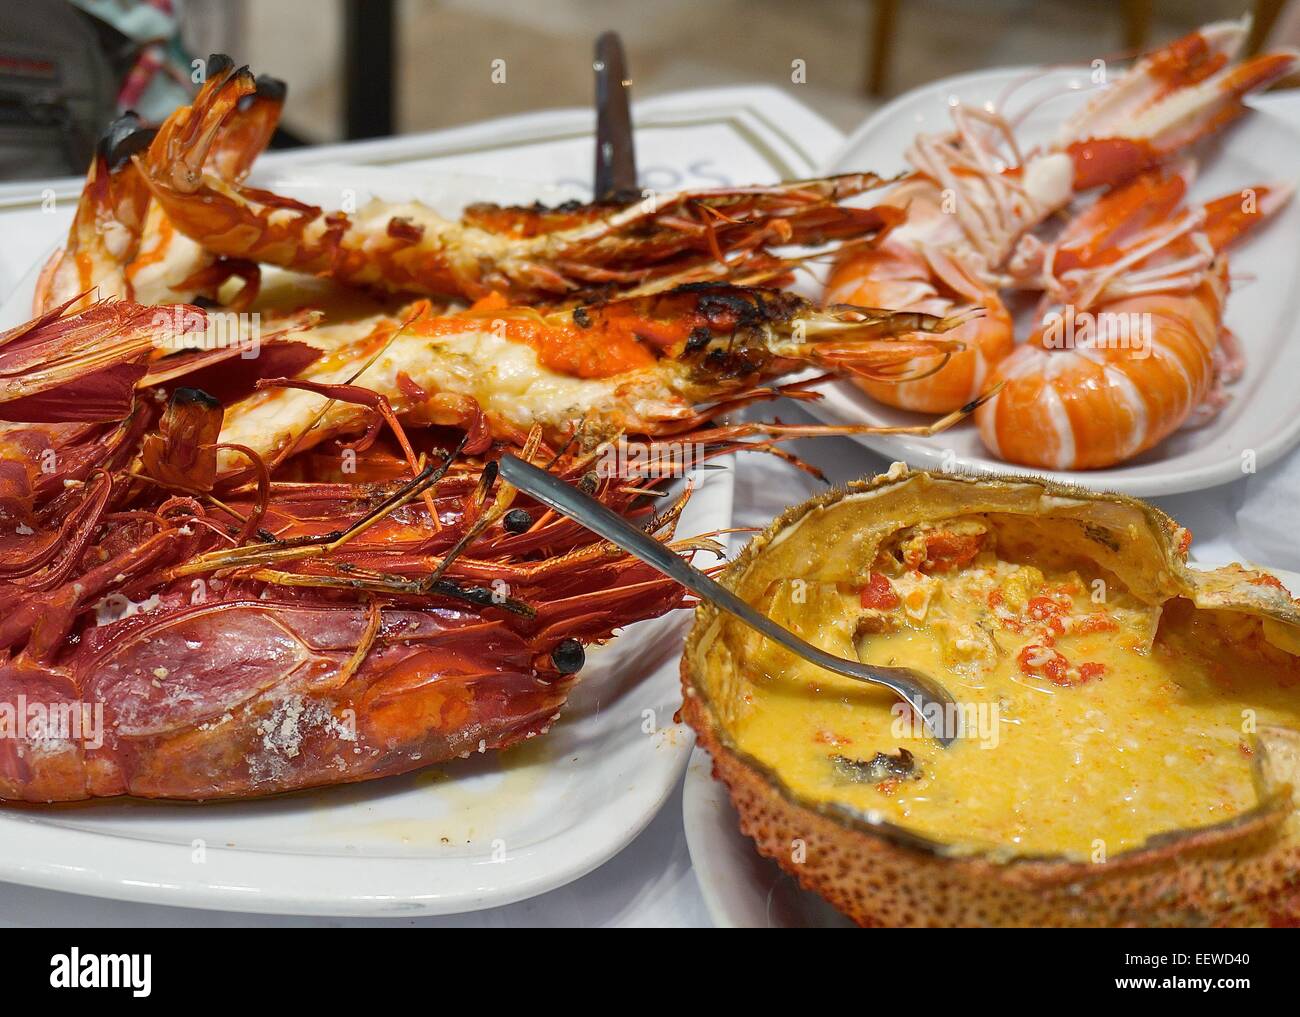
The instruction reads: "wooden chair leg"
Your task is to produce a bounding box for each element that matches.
[1247,0,1288,54]
[344,0,396,139]
[1122,0,1152,54]
[865,0,899,97]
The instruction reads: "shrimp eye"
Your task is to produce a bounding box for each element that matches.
[685,326,712,351]
[503,508,533,533]
[551,639,585,675]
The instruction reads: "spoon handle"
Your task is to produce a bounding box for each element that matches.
[497,455,904,692]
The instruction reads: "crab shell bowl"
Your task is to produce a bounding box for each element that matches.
[680,466,1300,927]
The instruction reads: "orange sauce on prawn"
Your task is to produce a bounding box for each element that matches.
[123,215,174,285]
[409,292,680,380]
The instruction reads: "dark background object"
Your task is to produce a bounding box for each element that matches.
[0,0,117,179]
[344,0,395,139]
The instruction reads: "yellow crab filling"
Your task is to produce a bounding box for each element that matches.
[722,518,1300,858]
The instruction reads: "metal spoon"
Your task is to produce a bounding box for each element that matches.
[497,455,962,746]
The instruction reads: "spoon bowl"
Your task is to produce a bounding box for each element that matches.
[497,454,961,745]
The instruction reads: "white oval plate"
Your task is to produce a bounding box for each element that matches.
[807,68,1300,497]
[0,166,735,916]
[685,564,1300,927]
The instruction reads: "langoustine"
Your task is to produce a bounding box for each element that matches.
[824,17,1295,417]
[976,167,1289,469]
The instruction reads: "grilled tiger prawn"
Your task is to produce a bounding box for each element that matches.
[211,283,977,475]
[0,301,708,801]
[134,61,901,302]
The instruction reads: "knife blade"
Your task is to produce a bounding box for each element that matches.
[593,31,637,202]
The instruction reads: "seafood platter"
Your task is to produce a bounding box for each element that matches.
[1,18,1299,925]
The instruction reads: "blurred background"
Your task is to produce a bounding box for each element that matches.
[3,0,1298,179]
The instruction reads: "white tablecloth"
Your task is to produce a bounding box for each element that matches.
[2,88,1298,928]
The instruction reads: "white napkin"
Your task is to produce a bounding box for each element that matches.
[1236,444,1300,572]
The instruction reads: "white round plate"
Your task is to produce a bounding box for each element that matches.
[685,564,1300,927]
[683,747,853,929]
[809,68,1300,497]
[0,167,732,916]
